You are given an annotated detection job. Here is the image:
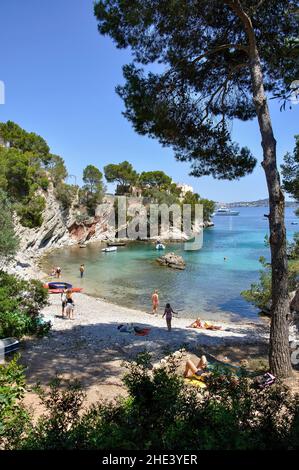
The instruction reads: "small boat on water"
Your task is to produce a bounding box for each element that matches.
[156,242,166,250]
[213,207,240,216]
[291,222,298,225]
[107,241,126,247]
[102,246,118,252]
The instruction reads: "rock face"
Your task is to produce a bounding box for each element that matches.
[2,186,117,279]
[3,187,214,279]
[156,252,186,270]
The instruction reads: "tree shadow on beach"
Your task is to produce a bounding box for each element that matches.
[20,319,270,393]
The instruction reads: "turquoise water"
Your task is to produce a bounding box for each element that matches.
[43,207,298,322]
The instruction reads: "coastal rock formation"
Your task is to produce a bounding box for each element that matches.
[3,186,116,279]
[156,252,186,270]
[4,186,214,279]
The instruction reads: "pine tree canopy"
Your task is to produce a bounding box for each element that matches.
[94,0,299,179]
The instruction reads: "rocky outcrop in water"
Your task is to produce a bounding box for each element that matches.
[156,252,186,270]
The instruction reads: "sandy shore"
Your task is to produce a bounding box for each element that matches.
[20,291,272,414]
[41,292,270,351]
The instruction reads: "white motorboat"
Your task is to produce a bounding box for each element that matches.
[102,246,118,252]
[213,207,239,216]
[156,243,166,250]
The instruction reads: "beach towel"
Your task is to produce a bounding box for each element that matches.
[134,327,151,336]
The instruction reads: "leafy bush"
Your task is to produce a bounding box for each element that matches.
[0,190,19,261]
[288,232,299,260]
[23,376,85,450]
[241,256,298,314]
[55,183,77,210]
[0,356,30,449]
[0,271,50,338]
[16,195,46,228]
[17,353,299,450]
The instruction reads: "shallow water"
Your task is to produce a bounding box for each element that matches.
[43,206,297,323]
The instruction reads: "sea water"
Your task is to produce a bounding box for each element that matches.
[43,206,298,322]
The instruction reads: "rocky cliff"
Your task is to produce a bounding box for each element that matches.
[4,188,214,279]
[5,185,116,279]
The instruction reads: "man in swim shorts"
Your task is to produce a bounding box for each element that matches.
[152,289,159,314]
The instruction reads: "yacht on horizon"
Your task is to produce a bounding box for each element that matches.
[212,207,240,216]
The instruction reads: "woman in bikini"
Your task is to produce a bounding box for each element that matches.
[183,355,208,378]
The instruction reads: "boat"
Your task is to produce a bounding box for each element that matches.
[156,242,166,250]
[291,222,298,225]
[43,282,83,294]
[107,241,127,247]
[0,337,20,356]
[47,281,72,290]
[102,246,118,252]
[48,287,83,294]
[213,207,240,216]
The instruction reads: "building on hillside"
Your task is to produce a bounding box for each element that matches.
[0,136,10,148]
[176,183,194,198]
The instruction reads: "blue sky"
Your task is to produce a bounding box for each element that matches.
[0,0,298,202]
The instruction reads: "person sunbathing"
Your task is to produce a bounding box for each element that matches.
[188,318,204,328]
[187,318,222,330]
[183,355,209,379]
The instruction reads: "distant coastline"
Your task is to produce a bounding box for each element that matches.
[217,198,298,208]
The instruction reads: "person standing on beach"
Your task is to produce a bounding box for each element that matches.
[61,288,67,317]
[79,264,85,278]
[162,303,177,332]
[56,266,62,278]
[152,289,159,314]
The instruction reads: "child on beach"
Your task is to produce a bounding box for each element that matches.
[65,300,75,320]
[162,303,177,332]
[152,289,159,314]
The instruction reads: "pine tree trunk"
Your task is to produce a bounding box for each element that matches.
[249,52,293,378]
[227,0,293,378]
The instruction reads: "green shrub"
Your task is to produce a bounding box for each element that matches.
[18,353,299,450]
[22,376,85,450]
[0,190,19,260]
[241,256,298,313]
[38,176,49,191]
[55,183,77,210]
[0,271,50,339]
[16,195,46,228]
[0,356,30,449]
